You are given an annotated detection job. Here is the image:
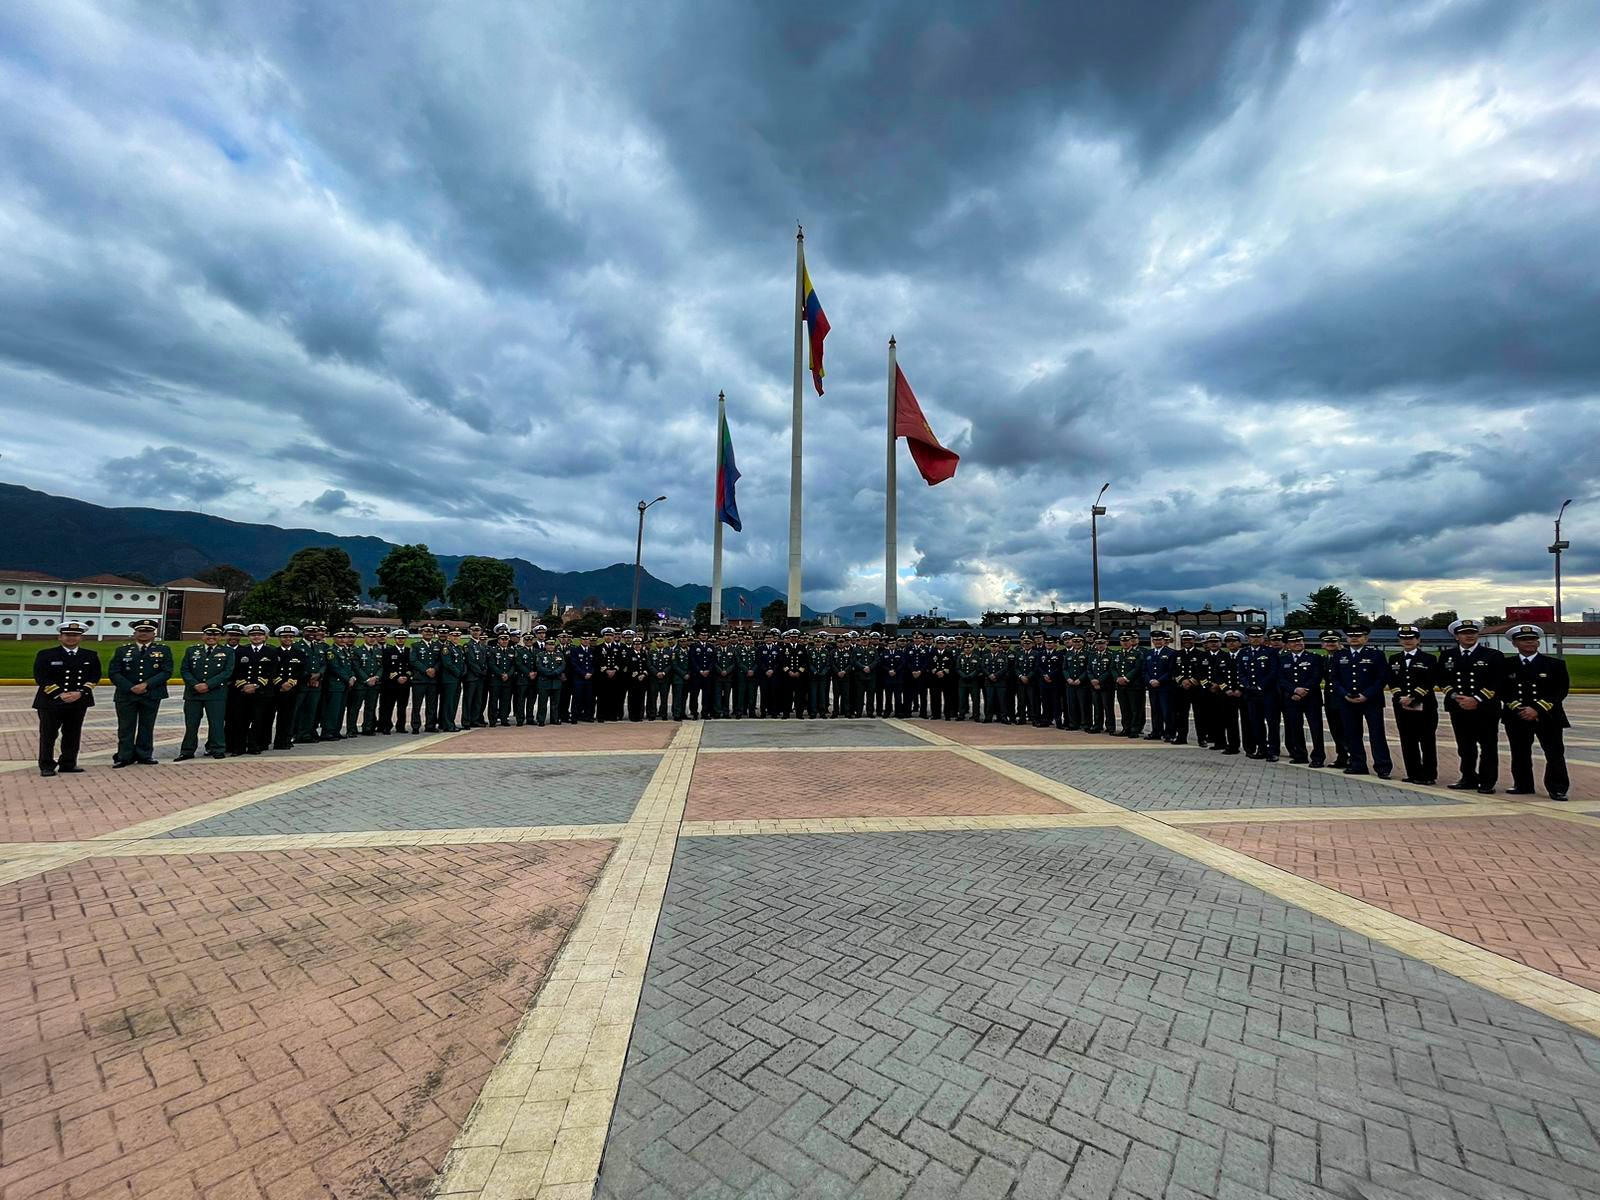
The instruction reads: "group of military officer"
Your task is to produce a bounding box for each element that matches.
[30,615,1572,800]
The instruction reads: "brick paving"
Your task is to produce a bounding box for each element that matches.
[997,748,1459,811]
[426,722,677,753]
[158,755,663,838]
[0,760,332,842]
[0,841,612,1200]
[599,828,1600,1200]
[685,751,1077,823]
[911,719,1150,748]
[699,719,926,749]
[1201,814,1600,993]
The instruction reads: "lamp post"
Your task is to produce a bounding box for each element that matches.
[1551,498,1572,656]
[631,495,668,630]
[1090,483,1109,635]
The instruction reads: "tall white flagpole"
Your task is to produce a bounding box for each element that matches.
[787,225,804,620]
[710,391,725,627]
[885,336,898,627]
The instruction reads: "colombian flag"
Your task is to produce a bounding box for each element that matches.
[802,264,829,395]
[716,407,742,531]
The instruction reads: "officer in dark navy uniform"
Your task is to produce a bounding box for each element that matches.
[1208,631,1245,753]
[1144,630,1177,740]
[1438,618,1503,794]
[1330,623,1392,777]
[1501,624,1569,800]
[1170,630,1205,745]
[228,623,279,754]
[1238,624,1280,761]
[32,619,100,776]
[1276,630,1326,766]
[1387,624,1440,784]
[1319,631,1350,769]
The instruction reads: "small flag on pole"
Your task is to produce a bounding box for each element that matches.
[716,405,742,531]
[802,264,830,395]
[894,364,960,485]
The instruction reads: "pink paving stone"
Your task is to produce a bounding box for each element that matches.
[0,841,613,1199]
[0,761,335,842]
[686,749,1079,821]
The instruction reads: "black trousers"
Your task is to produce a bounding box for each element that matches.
[37,701,89,771]
[1323,694,1348,763]
[1114,684,1144,735]
[1446,700,1500,787]
[1214,693,1243,752]
[1281,694,1326,764]
[1505,713,1569,796]
[379,683,409,732]
[1392,696,1438,781]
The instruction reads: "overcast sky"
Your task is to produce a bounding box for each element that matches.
[2,1,1597,622]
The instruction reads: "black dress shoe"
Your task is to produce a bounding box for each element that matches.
[1265,755,1279,763]
[112,759,132,769]
[1551,793,1569,801]
[1343,767,1369,776]
[1447,781,1477,791]
[1309,761,1325,768]
[1331,760,1350,770]
[1290,758,1309,765]
[40,768,56,777]
[1376,771,1391,780]
[209,753,226,759]
[1222,748,1240,755]
[1476,786,1496,795]
[173,753,195,762]
[1143,734,1161,741]
[59,766,84,773]
[1507,787,1536,795]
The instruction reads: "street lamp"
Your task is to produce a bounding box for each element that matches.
[1090,483,1109,635]
[631,496,668,630]
[1551,498,1572,656]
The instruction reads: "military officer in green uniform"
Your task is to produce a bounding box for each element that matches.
[296,623,329,742]
[830,634,853,718]
[1061,633,1089,731]
[956,636,983,720]
[174,623,233,761]
[1085,634,1113,733]
[734,634,759,718]
[488,631,516,726]
[646,635,673,720]
[461,625,488,728]
[534,635,566,726]
[350,628,382,735]
[319,628,357,741]
[437,627,466,731]
[109,618,173,767]
[806,634,833,718]
[407,624,444,732]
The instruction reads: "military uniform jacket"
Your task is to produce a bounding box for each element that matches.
[304,640,328,683]
[1209,651,1244,691]
[1238,646,1279,694]
[736,646,758,676]
[881,649,905,679]
[1176,647,1208,686]
[1107,648,1144,685]
[807,645,832,675]
[853,646,879,676]
[440,644,466,681]
[409,639,444,678]
[621,646,647,682]
[1033,648,1060,685]
[380,644,411,684]
[716,647,738,677]
[32,645,102,711]
[567,647,595,678]
[669,645,693,680]
[1276,652,1323,701]
[596,644,626,677]
[273,643,308,689]
[181,644,235,697]
[1501,653,1569,727]
[1386,650,1439,702]
[1146,646,1177,684]
[488,646,518,681]
[931,648,955,680]
[1059,648,1086,682]
[463,639,488,680]
[646,648,673,680]
[231,644,279,691]
[1438,644,1503,708]
[1009,648,1032,683]
[956,652,982,680]
[1329,646,1386,702]
[686,643,715,675]
[780,644,807,676]
[537,647,568,682]
[109,641,174,700]
[515,645,537,682]
[352,644,384,684]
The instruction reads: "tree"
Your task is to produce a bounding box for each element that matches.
[1418,609,1458,630]
[1372,613,1399,629]
[371,543,446,627]
[760,599,787,629]
[238,547,360,631]
[448,557,516,627]
[693,602,711,628]
[197,564,255,615]
[1288,585,1362,631]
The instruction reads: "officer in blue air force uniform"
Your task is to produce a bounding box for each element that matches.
[33,619,100,776]
[1501,624,1569,801]
[1144,629,1177,740]
[1329,623,1393,777]
[109,618,173,767]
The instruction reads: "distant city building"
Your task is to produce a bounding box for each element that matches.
[1583,610,1600,623]
[0,570,222,640]
[1481,621,1600,656]
[981,605,1268,630]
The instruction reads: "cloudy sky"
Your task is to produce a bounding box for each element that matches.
[2,1,1597,622]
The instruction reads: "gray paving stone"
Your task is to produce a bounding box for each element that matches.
[699,718,925,749]
[996,748,1457,810]
[156,754,658,836]
[596,828,1600,1199]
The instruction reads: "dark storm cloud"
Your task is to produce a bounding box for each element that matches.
[1,0,1597,621]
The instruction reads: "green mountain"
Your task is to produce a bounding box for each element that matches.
[0,483,819,618]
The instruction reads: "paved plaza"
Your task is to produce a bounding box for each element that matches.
[2,689,1600,1199]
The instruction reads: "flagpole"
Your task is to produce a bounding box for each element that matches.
[787,224,804,620]
[885,335,898,628]
[710,391,725,628]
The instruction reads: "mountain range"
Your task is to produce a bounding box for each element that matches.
[0,483,887,620]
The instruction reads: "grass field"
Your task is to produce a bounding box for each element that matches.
[3,638,1597,687]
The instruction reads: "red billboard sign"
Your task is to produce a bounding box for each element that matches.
[1505,605,1555,622]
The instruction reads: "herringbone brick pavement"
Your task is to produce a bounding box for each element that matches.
[0,841,612,1199]
[0,760,332,842]
[1202,814,1600,993]
[598,828,1600,1199]
[911,720,1148,748]
[685,751,1076,822]
[699,720,925,749]
[998,748,1458,810]
[158,755,662,838]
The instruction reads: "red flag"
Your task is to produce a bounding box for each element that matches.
[894,365,959,485]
